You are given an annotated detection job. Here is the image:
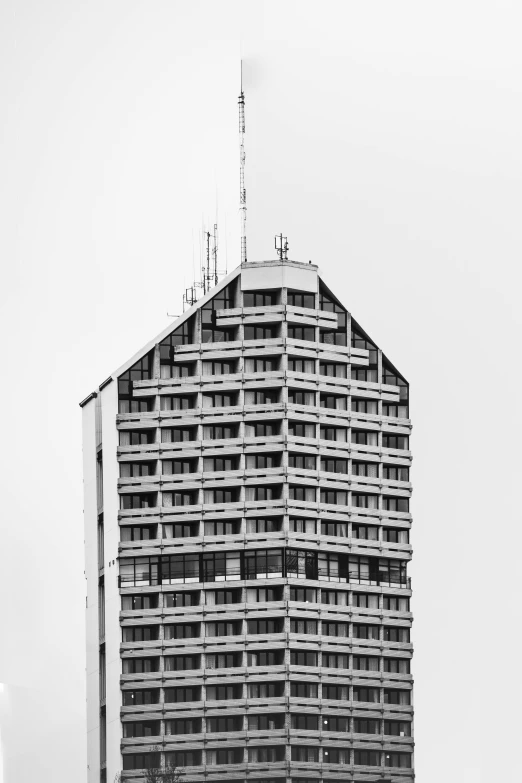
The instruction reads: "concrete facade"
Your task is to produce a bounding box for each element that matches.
[81,259,414,783]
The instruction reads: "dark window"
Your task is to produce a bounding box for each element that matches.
[290,485,315,502]
[204,520,240,535]
[290,587,317,603]
[249,746,285,763]
[354,718,380,734]
[322,653,349,669]
[122,626,159,642]
[290,618,318,634]
[245,420,280,437]
[288,290,315,308]
[321,590,347,606]
[354,750,380,766]
[384,720,411,737]
[165,718,201,735]
[247,649,284,666]
[122,689,159,706]
[120,462,155,478]
[320,425,347,442]
[382,360,409,402]
[288,325,315,341]
[162,459,197,475]
[202,359,236,375]
[322,519,348,536]
[204,456,239,472]
[353,624,380,640]
[122,657,159,674]
[247,388,280,405]
[351,368,378,382]
[161,427,196,443]
[323,716,350,732]
[163,521,198,538]
[353,687,380,703]
[207,716,243,732]
[351,430,377,446]
[121,594,158,611]
[248,681,285,698]
[322,684,348,700]
[351,397,378,414]
[164,686,201,703]
[206,488,240,504]
[122,752,160,771]
[383,527,409,544]
[383,402,409,418]
[352,655,380,671]
[164,751,202,767]
[320,394,347,410]
[383,465,410,481]
[352,593,379,608]
[201,282,237,343]
[246,586,283,602]
[352,523,379,539]
[247,516,283,533]
[383,626,410,643]
[119,430,155,446]
[164,591,199,608]
[290,650,318,666]
[288,356,315,373]
[165,490,197,507]
[321,458,348,474]
[243,290,279,307]
[247,618,283,634]
[246,356,280,372]
[205,652,242,669]
[383,596,410,611]
[244,325,278,340]
[290,682,318,698]
[164,623,199,640]
[320,489,348,505]
[206,684,242,700]
[206,620,241,637]
[203,392,237,408]
[289,453,316,469]
[164,655,200,671]
[291,746,319,762]
[352,461,378,477]
[204,424,238,440]
[385,752,412,768]
[160,394,196,411]
[323,621,349,638]
[120,493,156,510]
[382,434,409,450]
[290,517,316,533]
[351,322,378,363]
[319,361,347,377]
[122,721,159,738]
[319,286,347,345]
[383,496,410,512]
[208,589,241,605]
[159,317,196,363]
[384,689,411,705]
[383,658,410,674]
[119,398,153,414]
[288,389,315,405]
[248,713,285,729]
[289,421,315,438]
[120,525,155,542]
[118,352,154,408]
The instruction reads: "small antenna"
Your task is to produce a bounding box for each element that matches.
[239,61,247,264]
[275,233,289,260]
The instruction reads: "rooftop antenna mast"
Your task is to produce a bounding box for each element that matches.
[239,62,247,264]
[275,233,289,260]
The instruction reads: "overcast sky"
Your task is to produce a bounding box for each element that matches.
[1,2,521,782]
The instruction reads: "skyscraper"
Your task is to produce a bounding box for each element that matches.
[81,256,414,783]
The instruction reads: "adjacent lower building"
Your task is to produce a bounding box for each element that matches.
[81,258,414,783]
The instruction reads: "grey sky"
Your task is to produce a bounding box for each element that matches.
[1,1,521,781]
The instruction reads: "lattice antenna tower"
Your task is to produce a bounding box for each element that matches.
[275,233,289,260]
[239,62,247,264]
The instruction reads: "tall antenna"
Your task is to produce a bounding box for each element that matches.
[239,62,247,264]
[275,233,289,260]
[212,223,218,285]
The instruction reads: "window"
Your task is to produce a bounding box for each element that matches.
[289,421,316,438]
[163,490,197,507]
[159,317,196,361]
[246,586,283,602]
[288,389,315,406]
[383,658,410,674]
[383,402,409,418]
[320,361,347,378]
[206,684,242,700]
[243,290,279,307]
[384,720,411,737]
[383,465,410,481]
[163,521,198,538]
[248,746,285,763]
[323,748,349,764]
[320,394,347,410]
[383,596,410,611]
[164,655,200,671]
[248,649,284,666]
[248,681,285,698]
[204,488,239,504]
[354,750,380,766]
[164,718,201,735]
[385,752,412,768]
[352,656,379,671]
[288,357,315,373]
[205,652,242,669]
[164,751,202,767]
[202,550,241,582]
[206,620,241,637]
[121,594,158,611]
[249,713,285,729]
[247,516,283,533]
[122,752,160,771]
[353,718,380,734]
[320,425,347,442]
[161,361,195,379]
[322,684,348,700]
[383,496,410,512]
[160,394,196,411]
[164,686,201,703]
[201,283,237,343]
[203,392,237,408]
[323,653,349,669]
[162,459,197,475]
[245,420,280,437]
[321,590,348,606]
[351,368,378,383]
[352,523,379,539]
[321,458,348,474]
[161,427,196,443]
[164,591,199,608]
[290,486,316,502]
[122,690,159,706]
[122,657,159,674]
[245,388,280,405]
[207,716,243,732]
[320,489,348,505]
[122,626,158,642]
[164,623,199,640]
[351,398,378,414]
[351,430,378,446]
[290,517,316,533]
[290,618,318,634]
[383,626,410,643]
[120,525,156,542]
[120,462,155,478]
[246,485,281,502]
[322,716,350,732]
[118,352,154,408]
[290,587,317,603]
[290,682,318,698]
[323,621,349,638]
[353,686,380,703]
[352,461,378,477]
[320,286,347,345]
[321,521,348,537]
[202,359,236,376]
[288,290,315,308]
[288,325,316,341]
[291,746,319,762]
[384,689,411,705]
[203,424,238,440]
[289,453,316,470]
[119,430,155,446]
[247,618,283,634]
[245,356,279,372]
[382,434,409,450]
[244,325,278,340]
[353,624,380,640]
[204,520,240,535]
[382,361,409,402]
[119,398,153,414]
[383,527,409,544]
[206,589,241,605]
[203,456,238,472]
[120,493,156,510]
[352,593,379,609]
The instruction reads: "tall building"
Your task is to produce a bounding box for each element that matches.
[81,257,414,783]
